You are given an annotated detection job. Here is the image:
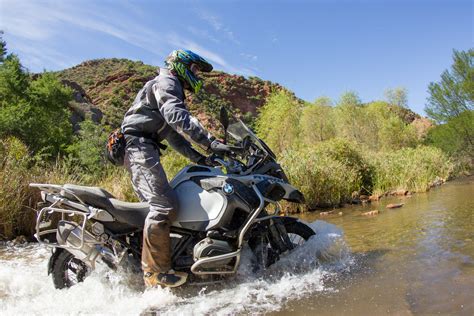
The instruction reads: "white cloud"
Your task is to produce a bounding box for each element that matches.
[187,26,220,44]
[168,34,228,67]
[12,41,76,71]
[0,0,167,67]
[196,9,240,45]
[240,53,258,61]
[0,0,253,76]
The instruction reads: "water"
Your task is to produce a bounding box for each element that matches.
[1,177,473,315]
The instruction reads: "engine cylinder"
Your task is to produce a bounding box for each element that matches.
[193,237,234,268]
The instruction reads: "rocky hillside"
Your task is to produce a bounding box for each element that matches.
[56,58,431,136]
[56,58,282,130]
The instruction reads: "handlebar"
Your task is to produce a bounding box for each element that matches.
[206,154,244,173]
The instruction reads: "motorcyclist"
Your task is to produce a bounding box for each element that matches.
[121,49,226,288]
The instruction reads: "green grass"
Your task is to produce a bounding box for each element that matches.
[369,146,453,195]
[281,144,362,209]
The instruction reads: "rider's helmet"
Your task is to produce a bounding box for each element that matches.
[165,49,213,94]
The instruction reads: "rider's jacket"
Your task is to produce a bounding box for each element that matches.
[121,68,212,162]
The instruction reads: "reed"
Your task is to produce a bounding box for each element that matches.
[281,145,362,209]
[368,146,453,195]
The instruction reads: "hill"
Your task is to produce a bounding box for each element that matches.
[56,58,283,130]
[55,58,431,136]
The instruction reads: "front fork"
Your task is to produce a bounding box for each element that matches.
[250,216,297,266]
[267,217,295,254]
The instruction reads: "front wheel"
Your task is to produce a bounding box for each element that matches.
[51,249,90,289]
[250,220,315,269]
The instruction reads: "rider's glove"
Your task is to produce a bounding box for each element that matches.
[209,140,232,154]
[197,155,218,167]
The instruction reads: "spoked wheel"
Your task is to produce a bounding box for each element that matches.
[250,220,315,269]
[51,250,90,289]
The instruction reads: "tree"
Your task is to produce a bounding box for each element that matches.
[66,119,107,174]
[334,91,365,143]
[339,90,361,107]
[385,87,408,108]
[300,97,335,144]
[426,49,473,122]
[0,38,73,157]
[0,31,6,62]
[255,90,301,154]
[425,49,474,158]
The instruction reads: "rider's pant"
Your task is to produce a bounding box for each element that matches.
[124,139,177,274]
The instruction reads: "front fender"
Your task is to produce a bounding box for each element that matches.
[47,247,66,275]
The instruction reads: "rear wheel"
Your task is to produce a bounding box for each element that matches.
[51,250,89,289]
[251,220,315,269]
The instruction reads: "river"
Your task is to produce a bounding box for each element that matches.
[1,177,473,315]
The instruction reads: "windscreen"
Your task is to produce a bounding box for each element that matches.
[227,120,277,159]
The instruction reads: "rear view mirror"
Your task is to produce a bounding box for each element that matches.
[219,107,230,144]
[219,107,229,130]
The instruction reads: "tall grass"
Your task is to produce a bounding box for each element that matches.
[0,137,83,239]
[281,139,454,209]
[281,143,362,209]
[369,146,453,195]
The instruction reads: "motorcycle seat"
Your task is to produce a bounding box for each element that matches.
[63,184,115,208]
[108,199,149,228]
[63,184,149,228]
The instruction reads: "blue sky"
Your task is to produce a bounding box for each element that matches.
[0,0,472,114]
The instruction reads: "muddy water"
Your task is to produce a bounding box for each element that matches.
[1,177,473,315]
[283,176,474,315]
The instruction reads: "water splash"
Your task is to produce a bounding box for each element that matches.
[0,220,352,315]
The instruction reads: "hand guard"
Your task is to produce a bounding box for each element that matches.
[209,140,232,154]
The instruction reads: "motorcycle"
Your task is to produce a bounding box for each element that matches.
[31,108,315,289]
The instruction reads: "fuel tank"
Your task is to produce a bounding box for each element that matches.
[170,165,257,231]
[172,180,228,231]
[170,165,228,231]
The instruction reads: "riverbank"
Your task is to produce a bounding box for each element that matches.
[0,135,466,240]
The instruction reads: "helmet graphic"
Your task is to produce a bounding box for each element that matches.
[165,50,213,94]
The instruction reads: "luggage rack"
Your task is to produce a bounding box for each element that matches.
[30,183,102,249]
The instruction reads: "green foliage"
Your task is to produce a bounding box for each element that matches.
[0,31,5,62]
[364,101,418,150]
[370,146,453,195]
[385,87,408,108]
[333,100,418,150]
[0,137,32,238]
[425,49,473,163]
[281,143,362,208]
[161,149,190,181]
[97,167,137,202]
[256,90,301,154]
[333,91,367,143]
[300,97,335,144]
[339,90,361,106]
[0,54,29,102]
[426,49,473,122]
[0,51,73,157]
[426,110,474,165]
[313,138,374,192]
[66,119,108,174]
